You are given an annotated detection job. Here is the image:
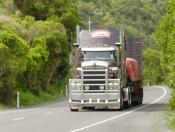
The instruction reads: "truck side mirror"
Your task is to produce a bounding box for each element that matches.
[75,25,80,47]
[74,43,79,47]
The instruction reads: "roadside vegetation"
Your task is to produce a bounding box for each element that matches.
[0,0,79,106]
[156,0,175,109]
[155,0,175,128]
[0,103,4,110]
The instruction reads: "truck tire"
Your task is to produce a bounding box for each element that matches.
[123,87,132,109]
[119,90,124,110]
[70,108,79,112]
[70,109,78,112]
[119,99,123,110]
[138,99,142,105]
[138,88,143,105]
[131,93,139,106]
[123,101,128,109]
[138,95,143,105]
[70,105,79,112]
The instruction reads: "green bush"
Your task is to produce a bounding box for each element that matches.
[0,103,4,110]
[156,0,175,110]
[170,112,175,130]
[143,48,163,85]
[20,91,39,106]
[20,88,63,106]
[19,71,69,106]
[170,91,175,110]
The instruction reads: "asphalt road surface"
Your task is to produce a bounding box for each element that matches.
[0,86,171,132]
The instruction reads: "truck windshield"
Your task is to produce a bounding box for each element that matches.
[83,51,115,62]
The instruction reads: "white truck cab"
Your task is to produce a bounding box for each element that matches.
[69,30,123,111]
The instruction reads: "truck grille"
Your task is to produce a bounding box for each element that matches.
[84,76,105,79]
[83,71,105,74]
[83,81,105,84]
[82,70,106,91]
[83,65,106,70]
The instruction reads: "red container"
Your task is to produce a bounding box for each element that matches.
[125,58,141,81]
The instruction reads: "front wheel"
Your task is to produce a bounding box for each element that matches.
[70,108,79,112]
[119,90,123,110]
[123,87,132,109]
[119,99,123,110]
[70,105,79,112]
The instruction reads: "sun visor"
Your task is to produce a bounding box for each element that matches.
[79,29,120,48]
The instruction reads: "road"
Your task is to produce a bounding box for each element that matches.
[0,86,171,132]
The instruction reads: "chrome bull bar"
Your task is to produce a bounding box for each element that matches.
[69,69,120,105]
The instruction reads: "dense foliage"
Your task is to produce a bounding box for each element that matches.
[156,0,175,109]
[143,48,163,85]
[14,0,80,31]
[0,0,79,104]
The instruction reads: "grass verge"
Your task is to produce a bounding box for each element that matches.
[0,103,4,111]
[19,87,65,106]
[170,110,175,130]
[169,90,175,130]
[18,67,71,107]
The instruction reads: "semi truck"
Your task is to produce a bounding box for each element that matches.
[68,27,143,111]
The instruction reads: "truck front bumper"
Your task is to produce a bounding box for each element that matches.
[69,93,121,109]
[70,100,120,109]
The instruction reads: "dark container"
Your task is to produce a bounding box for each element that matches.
[125,37,143,75]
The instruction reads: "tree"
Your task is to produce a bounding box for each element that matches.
[143,48,163,85]
[0,13,69,103]
[0,30,29,104]
[16,16,68,92]
[13,0,80,32]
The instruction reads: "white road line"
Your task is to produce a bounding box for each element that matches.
[13,117,24,121]
[45,112,54,115]
[0,106,67,115]
[0,108,38,115]
[70,86,167,132]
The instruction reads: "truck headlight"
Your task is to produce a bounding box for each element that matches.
[71,83,81,90]
[108,83,119,90]
[108,84,114,90]
[77,84,81,90]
